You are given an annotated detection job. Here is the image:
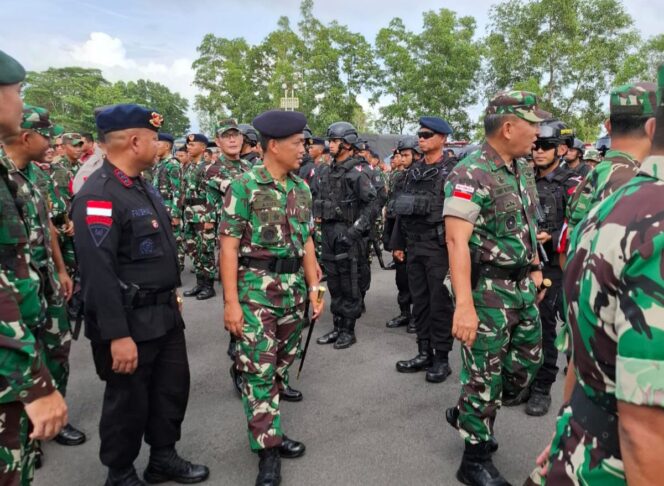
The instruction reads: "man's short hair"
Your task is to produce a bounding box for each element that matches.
[609,114,651,138]
[81,132,94,143]
[484,114,518,137]
[260,136,273,153]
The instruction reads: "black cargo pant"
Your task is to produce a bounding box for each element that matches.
[406,246,454,353]
[531,265,562,392]
[91,326,190,469]
[395,255,411,312]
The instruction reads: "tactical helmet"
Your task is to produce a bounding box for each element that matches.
[397,135,422,154]
[326,121,359,145]
[353,138,370,151]
[583,148,602,162]
[303,125,313,141]
[595,135,611,154]
[540,119,574,146]
[238,124,260,145]
[571,138,585,152]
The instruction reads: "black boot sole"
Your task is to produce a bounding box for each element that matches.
[425,368,452,383]
[395,364,429,373]
[456,467,511,486]
[144,471,210,484]
[316,337,338,345]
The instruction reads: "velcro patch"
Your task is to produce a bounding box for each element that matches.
[452,183,475,200]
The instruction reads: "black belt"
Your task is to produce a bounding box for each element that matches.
[184,198,205,205]
[569,383,621,459]
[239,256,302,274]
[479,264,529,282]
[132,289,176,308]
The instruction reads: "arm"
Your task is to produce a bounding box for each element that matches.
[618,402,664,485]
[49,222,72,301]
[220,235,243,336]
[347,171,377,239]
[303,237,324,319]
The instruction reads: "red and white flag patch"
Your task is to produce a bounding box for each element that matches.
[86,200,113,246]
[452,183,475,200]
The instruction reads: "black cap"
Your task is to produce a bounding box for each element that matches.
[419,116,453,135]
[158,133,174,144]
[96,104,163,134]
[0,50,26,86]
[252,110,307,139]
[310,137,325,146]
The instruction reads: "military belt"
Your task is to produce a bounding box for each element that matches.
[184,198,205,205]
[132,289,176,308]
[569,383,621,459]
[478,264,529,282]
[239,256,302,274]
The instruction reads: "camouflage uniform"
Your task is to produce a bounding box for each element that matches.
[219,165,312,451]
[182,158,207,273]
[45,157,76,271]
[152,155,184,270]
[527,154,664,485]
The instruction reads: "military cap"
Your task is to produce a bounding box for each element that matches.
[310,137,325,146]
[51,124,65,137]
[609,82,657,117]
[0,50,25,86]
[419,116,453,135]
[216,118,240,136]
[252,110,307,139]
[62,133,84,146]
[485,90,551,123]
[21,104,53,137]
[96,104,163,134]
[187,133,209,145]
[583,148,602,162]
[158,133,174,144]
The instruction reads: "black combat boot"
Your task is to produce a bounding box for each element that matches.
[54,423,86,446]
[525,386,552,416]
[334,319,357,349]
[457,442,511,486]
[406,316,417,334]
[386,308,411,328]
[183,276,203,297]
[196,279,216,300]
[396,339,431,373]
[143,446,209,484]
[279,436,305,458]
[317,316,342,345]
[230,364,242,398]
[279,385,303,402]
[445,407,499,453]
[502,388,530,407]
[255,448,281,486]
[425,349,452,383]
[106,466,146,486]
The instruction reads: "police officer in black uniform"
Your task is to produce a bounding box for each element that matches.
[525,120,581,416]
[72,104,209,486]
[562,137,591,177]
[312,122,377,349]
[239,123,262,166]
[391,117,457,383]
[384,136,420,331]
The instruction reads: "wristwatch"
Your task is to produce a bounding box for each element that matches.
[308,285,320,293]
[530,262,544,272]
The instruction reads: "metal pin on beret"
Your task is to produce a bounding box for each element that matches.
[419,116,453,135]
[252,110,307,139]
[0,50,26,86]
[158,133,175,144]
[96,104,163,134]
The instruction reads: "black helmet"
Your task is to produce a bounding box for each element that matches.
[303,125,313,141]
[353,138,370,151]
[238,124,260,144]
[540,119,574,146]
[397,135,422,154]
[326,121,359,145]
[596,135,611,153]
[571,138,585,152]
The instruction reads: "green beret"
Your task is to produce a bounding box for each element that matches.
[0,50,26,86]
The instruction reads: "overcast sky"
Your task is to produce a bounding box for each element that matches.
[2,0,661,131]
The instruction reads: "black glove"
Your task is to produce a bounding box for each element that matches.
[335,232,353,253]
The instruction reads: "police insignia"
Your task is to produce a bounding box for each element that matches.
[86,200,113,246]
[113,168,133,187]
[149,112,163,128]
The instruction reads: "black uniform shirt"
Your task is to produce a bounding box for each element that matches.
[72,160,182,343]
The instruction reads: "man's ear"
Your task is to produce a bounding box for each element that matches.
[604,118,611,136]
[645,117,656,142]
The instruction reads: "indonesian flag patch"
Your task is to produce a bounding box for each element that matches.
[452,183,475,200]
[86,200,113,246]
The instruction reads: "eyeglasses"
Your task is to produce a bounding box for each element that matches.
[533,140,557,151]
[417,131,436,140]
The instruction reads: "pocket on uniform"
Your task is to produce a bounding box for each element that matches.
[130,217,164,260]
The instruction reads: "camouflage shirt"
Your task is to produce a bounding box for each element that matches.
[564,154,664,414]
[152,156,182,219]
[566,149,639,230]
[219,165,313,309]
[182,160,207,224]
[203,155,251,225]
[443,142,538,308]
[49,158,75,202]
[32,161,69,227]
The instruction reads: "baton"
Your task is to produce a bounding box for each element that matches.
[296,287,326,380]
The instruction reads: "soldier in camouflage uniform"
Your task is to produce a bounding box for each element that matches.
[55,133,83,178]
[0,49,68,486]
[219,110,324,486]
[182,133,209,297]
[582,147,602,168]
[152,133,184,271]
[526,68,664,485]
[443,91,550,486]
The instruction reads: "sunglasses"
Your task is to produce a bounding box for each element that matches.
[533,140,557,151]
[417,131,436,140]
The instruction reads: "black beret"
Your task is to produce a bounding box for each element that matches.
[310,137,326,146]
[96,104,163,134]
[186,133,209,145]
[175,145,187,152]
[0,50,25,86]
[252,110,307,139]
[158,133,174,144]
[419,116,453,135]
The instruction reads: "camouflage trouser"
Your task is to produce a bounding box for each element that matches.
[195,225,217,281]
[236,301,305,452]
[457,303,542,444]
[38,302,72,395]
[172,222,185,271]
[525,404,625,486]
[314,221,322,262]
[0,400,35,485]
[58,235,76,274]
[184,221,199,273]
[368,217,384,264]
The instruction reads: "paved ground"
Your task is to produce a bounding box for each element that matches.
[35,257,562,486]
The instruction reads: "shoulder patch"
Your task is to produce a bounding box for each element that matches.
[452,183,475,200]
[86,200,113,246]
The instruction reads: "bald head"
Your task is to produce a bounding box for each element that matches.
[104,128,158,175]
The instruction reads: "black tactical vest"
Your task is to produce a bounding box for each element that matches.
[313,157,363,225]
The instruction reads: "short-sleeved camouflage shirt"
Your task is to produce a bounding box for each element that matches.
[219,165,313,309]
[564,155,664,411]
[443,142,538,308]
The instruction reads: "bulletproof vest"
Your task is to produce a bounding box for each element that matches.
[536,167,573,234]
[394,157,456,226]
[312,157,363,224]
[385,170,407,218]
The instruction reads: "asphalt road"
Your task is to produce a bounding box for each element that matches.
[35,257,562,486]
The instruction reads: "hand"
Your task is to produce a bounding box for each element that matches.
[392,250,405,262]
[172,218,181,226]
[203,222,215,231]
[224,301,244,337]
[536,231,552,243]
[315,262,323,282]
[63,221,75,236]
[176,291,183,313]
[309,291,325,320]
[110,337,138,374]
[24,390,68,441]
[452,304,479,347]
[58,270,74,302]
[535,439,553,477]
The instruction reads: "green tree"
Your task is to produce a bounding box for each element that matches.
[483,0,640,140]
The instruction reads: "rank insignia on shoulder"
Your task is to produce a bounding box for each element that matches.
[113,168,133,187]
[86,200,113,246]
